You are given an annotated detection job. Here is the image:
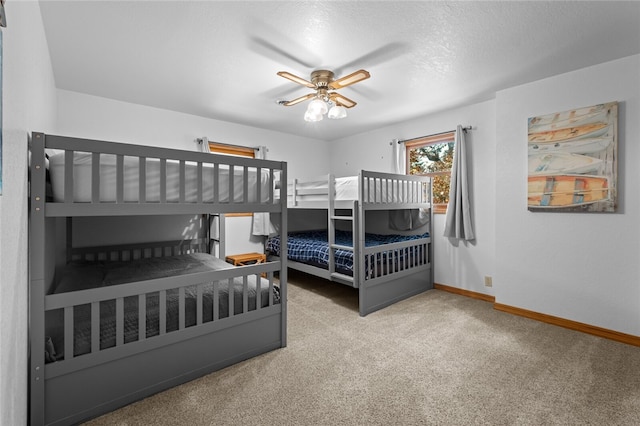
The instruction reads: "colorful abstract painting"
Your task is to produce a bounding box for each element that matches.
[527,102,618,212]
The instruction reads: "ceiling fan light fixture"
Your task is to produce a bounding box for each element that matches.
[307,98,328,115]
[328,104,347,119]
[304,108,323,122]
[277,68,369,122]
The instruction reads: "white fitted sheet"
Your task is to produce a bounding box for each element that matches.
[288,176,358,201]
[49,152,274,203]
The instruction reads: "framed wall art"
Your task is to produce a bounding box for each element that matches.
[527,101,618,212]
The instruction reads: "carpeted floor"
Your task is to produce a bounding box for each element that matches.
[85,270,640,425]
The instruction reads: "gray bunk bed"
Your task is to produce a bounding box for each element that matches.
[29,132,288,425]
[267,170,432,316]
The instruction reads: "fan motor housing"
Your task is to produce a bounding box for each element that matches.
[311,70,334,88]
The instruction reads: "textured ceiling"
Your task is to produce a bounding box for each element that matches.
[39,1,640,141]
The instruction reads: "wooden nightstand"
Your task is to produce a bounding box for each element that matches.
[225,252,267,277]
[225,252,267,267]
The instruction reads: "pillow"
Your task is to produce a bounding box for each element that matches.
[53,261,105,294]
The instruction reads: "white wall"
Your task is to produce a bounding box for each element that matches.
[328,100,497,297]
[0,2,58,424]
[495,54,640,336]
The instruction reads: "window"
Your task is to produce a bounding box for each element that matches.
[208,142,255,158]
[406,131,455,214]
[208,141,255,217]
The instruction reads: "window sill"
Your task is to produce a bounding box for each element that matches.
[433,205,448,215]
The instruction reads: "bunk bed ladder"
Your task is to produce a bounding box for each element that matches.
[329,203,357,285]
[327,175,355,285]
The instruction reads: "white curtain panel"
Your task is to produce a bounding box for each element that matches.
[199,136,211,153]
[443,125,475,241]
[391,139,406,174]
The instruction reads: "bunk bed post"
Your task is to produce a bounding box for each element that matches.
[357,172,366,316]
[429,177,435,286]
[29,132,46,425]
[280,164,288,347]
[218,214,226,258]
[327,174,335,276]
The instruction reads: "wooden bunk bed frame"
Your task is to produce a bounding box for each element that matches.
[283,171,433,316]
[28,133,288,425]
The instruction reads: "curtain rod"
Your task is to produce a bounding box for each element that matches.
[196,137,261,151]
[396,126,473,144]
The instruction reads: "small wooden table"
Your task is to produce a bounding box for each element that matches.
[225,252,267,267]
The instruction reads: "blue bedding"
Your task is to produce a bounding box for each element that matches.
[266,230,429,275]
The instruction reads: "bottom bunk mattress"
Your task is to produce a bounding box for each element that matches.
[266,230,429,276]
[46,253,279,362]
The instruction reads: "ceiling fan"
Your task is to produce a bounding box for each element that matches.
[277,69,370,121]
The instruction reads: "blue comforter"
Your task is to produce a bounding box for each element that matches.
[266,230,429,274]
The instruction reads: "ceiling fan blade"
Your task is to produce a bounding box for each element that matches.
[334,42,409,75]
[277,71,315,89]
[282,93,316,106]
[249,36,320,69]
[329,69,371,90]
[329,92,357,108]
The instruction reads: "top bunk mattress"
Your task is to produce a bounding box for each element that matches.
[48,151,276,203]
[289,176,359,201]
[287,174,430,205]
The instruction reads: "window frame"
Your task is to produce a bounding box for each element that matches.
[208,141,256,217]
[405,131,456,215]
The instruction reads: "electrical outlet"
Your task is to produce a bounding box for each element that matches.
[484,276,493,287]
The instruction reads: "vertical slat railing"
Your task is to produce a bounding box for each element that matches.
[386,178,391,203]
[269,275,274,306]
[213,163,220,203]
[386,248,391,276]
[159,291,167,335]
[256,167,262,203]
[228,165,234,204]
[269,169,275,203]
[256,276,262,311]
[139,157,146,203]
[64,151,74,203]
[91,153,100,203]
[91,302,100,353]
[116,155,124,204]
[404,247,409,270]
[64,307,74,359]
[291,178,298,206]
[242,277,249,313]
[196,284,203,326]
[243,166,249,203]
[178,287,186,330]
[115,298,124,346]
[179,160,186,203]
[391,177,396,203]
[227,278,234,317]
[160,159,167,203]
[196,163,203,204]
[138,294,146,341]
[213,281,220,321]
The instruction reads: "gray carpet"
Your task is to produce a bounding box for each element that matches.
[85,270,640,425]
